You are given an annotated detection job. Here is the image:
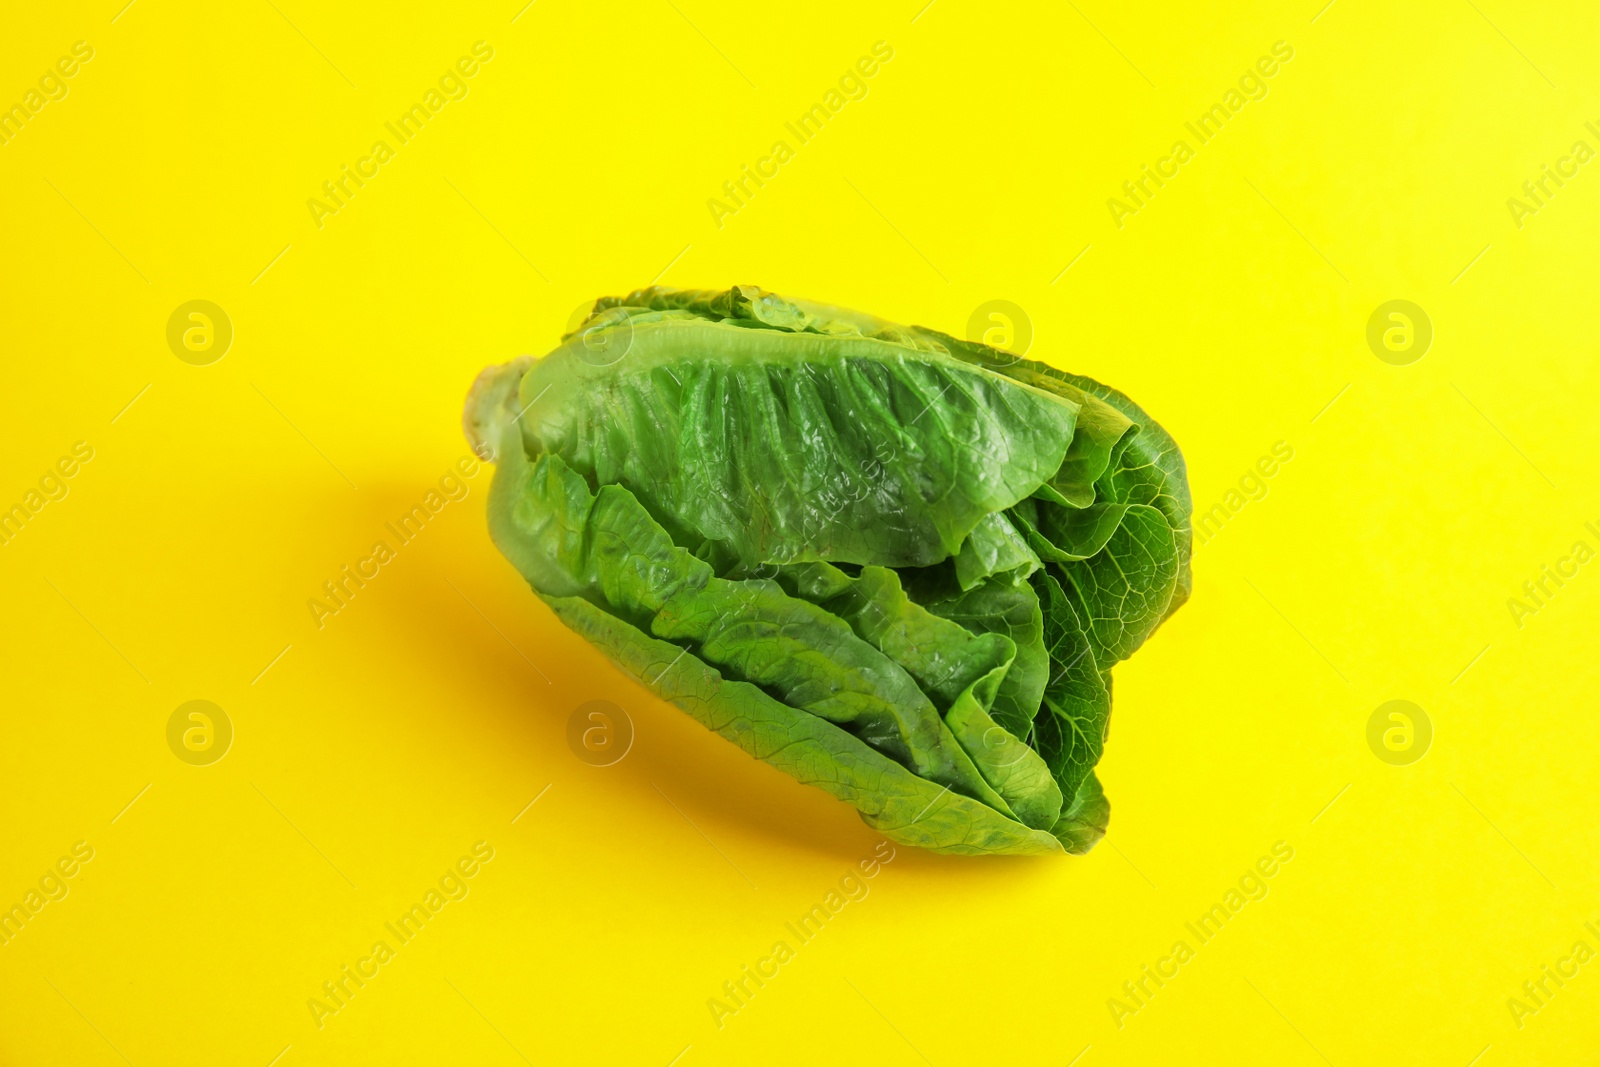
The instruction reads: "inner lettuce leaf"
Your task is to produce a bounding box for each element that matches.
[465,285,1191,856]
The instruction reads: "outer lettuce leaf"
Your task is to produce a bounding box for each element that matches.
[514,308,1080,571]
[1034,571,1111,801]
[1047,374,1193,621]
[543,592,1064,855]
[1052,770,1111,854]
[1055,504,1178,668]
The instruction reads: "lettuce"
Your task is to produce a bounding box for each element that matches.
[464,285,1190,855]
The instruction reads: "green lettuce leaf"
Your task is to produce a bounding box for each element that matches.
[1034,570,1111,801]
[543,592,1065,855]
[1055,504,1179,668]
[514,298,1080,570]
[772,561,1062,829]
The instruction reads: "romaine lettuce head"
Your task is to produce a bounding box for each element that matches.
[464,285,1190,856]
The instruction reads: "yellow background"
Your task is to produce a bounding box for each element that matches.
[3,0,1598,1063]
